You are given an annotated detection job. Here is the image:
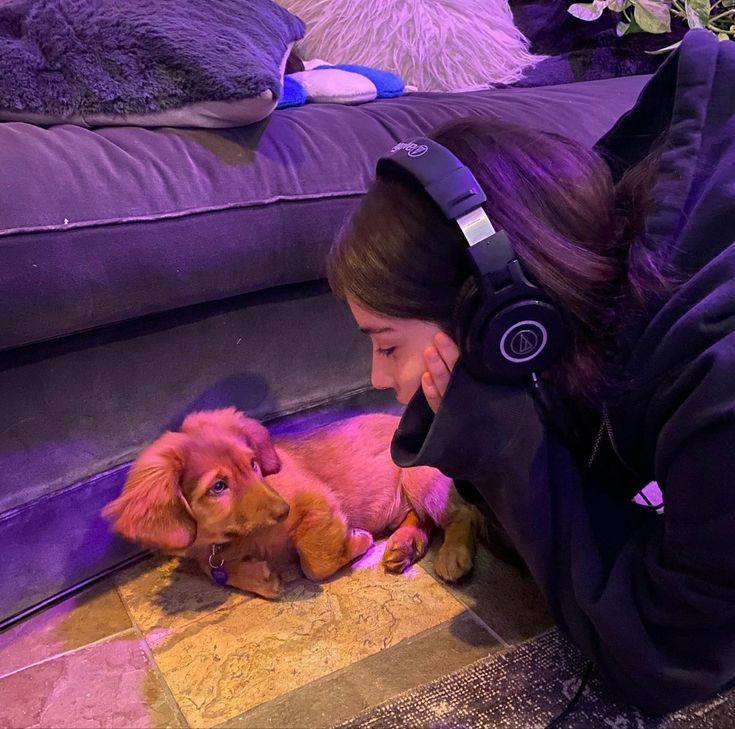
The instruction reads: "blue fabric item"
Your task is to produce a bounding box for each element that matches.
[276,75,308,108]
[0,0,305,116]
[316,64,405,98]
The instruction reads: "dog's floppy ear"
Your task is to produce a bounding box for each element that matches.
[182,407,282,476]
[102,431,196,551]
[235,413,282,476]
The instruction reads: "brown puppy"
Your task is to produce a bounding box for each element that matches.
[103,408,482,598]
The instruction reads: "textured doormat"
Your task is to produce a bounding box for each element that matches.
[331,629,734,729]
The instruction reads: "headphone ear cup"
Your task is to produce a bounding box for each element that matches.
[453,280,498,381]
[452,279,476,345]
[454,279,571,383]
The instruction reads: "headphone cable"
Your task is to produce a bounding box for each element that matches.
[543,661,593,729]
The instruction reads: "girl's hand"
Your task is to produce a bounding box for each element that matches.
[421,332,460,413]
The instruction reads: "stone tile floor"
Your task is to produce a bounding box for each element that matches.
[0,537,552,729]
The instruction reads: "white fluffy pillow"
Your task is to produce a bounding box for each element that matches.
[277,0,543,92]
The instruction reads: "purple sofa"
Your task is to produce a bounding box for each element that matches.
[0,74,649,628]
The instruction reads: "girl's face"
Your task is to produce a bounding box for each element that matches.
[347,298,443,405]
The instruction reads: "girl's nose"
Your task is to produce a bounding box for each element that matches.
[371,359,394,391]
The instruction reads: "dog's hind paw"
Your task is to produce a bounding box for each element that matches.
[382,526,430,574]
[434,543,473,582]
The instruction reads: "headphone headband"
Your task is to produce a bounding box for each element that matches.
[377,137,488,220]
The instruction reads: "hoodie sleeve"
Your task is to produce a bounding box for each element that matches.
[392,362,735,714]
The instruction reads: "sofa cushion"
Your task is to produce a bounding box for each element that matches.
[0,75,649,352]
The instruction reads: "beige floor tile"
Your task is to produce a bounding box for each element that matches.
[0,630,180,729]
[221,611,502,729]
[139,541,465,728]
[421,539,553,644]
[0,581,132,679]
[115,554,250,636]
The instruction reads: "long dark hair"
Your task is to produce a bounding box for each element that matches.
[327,117,676,401]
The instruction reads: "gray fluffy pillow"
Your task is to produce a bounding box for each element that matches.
[0,0,305,127]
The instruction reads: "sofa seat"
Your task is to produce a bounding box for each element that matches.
[1,76,649,352]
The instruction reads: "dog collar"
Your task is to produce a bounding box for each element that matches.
[208,543,228,586]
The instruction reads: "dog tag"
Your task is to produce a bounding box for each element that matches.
[210,565,229,586]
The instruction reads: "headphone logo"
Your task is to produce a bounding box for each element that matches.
[511,330,538,356]
[500,321,548,363]
[391,141,429,158]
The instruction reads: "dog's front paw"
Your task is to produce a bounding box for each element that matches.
[382,526,430,574]
[256,566,284,600]
[347,528,374,561]
[434,542,473,582]
[228,559,283,599]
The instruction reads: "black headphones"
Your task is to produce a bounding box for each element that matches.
[377,137,570,384]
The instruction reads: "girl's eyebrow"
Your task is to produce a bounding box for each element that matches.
[359,326,395,335]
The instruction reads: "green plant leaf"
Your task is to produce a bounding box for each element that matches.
[608,0,627,10]
[616,11,642,36]
[719,31,731,39]
[635,0,673,33]
[722,0,735,7]
[645,39,683,53]
[568,1,608,21]
[685,0,710,28]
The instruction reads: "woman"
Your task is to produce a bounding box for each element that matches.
[327,30,735,714]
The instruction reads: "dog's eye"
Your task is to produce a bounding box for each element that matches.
[251,458,260,475]
[209,480,228,496]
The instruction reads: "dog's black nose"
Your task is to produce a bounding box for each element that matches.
[275,503,290,522]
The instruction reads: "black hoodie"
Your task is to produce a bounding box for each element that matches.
[391,30,735,715]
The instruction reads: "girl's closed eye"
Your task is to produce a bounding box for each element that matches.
[376,346,397,358]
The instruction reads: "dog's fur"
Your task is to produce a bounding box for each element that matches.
[103,408,482,598]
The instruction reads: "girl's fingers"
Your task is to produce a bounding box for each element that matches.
[421,372,442,414]
[424,346,451,397]
[422,335,460,413]
[434,332,460,371]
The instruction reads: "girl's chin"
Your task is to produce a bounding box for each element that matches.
[396,394,408,405]
[395,386,419,406]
